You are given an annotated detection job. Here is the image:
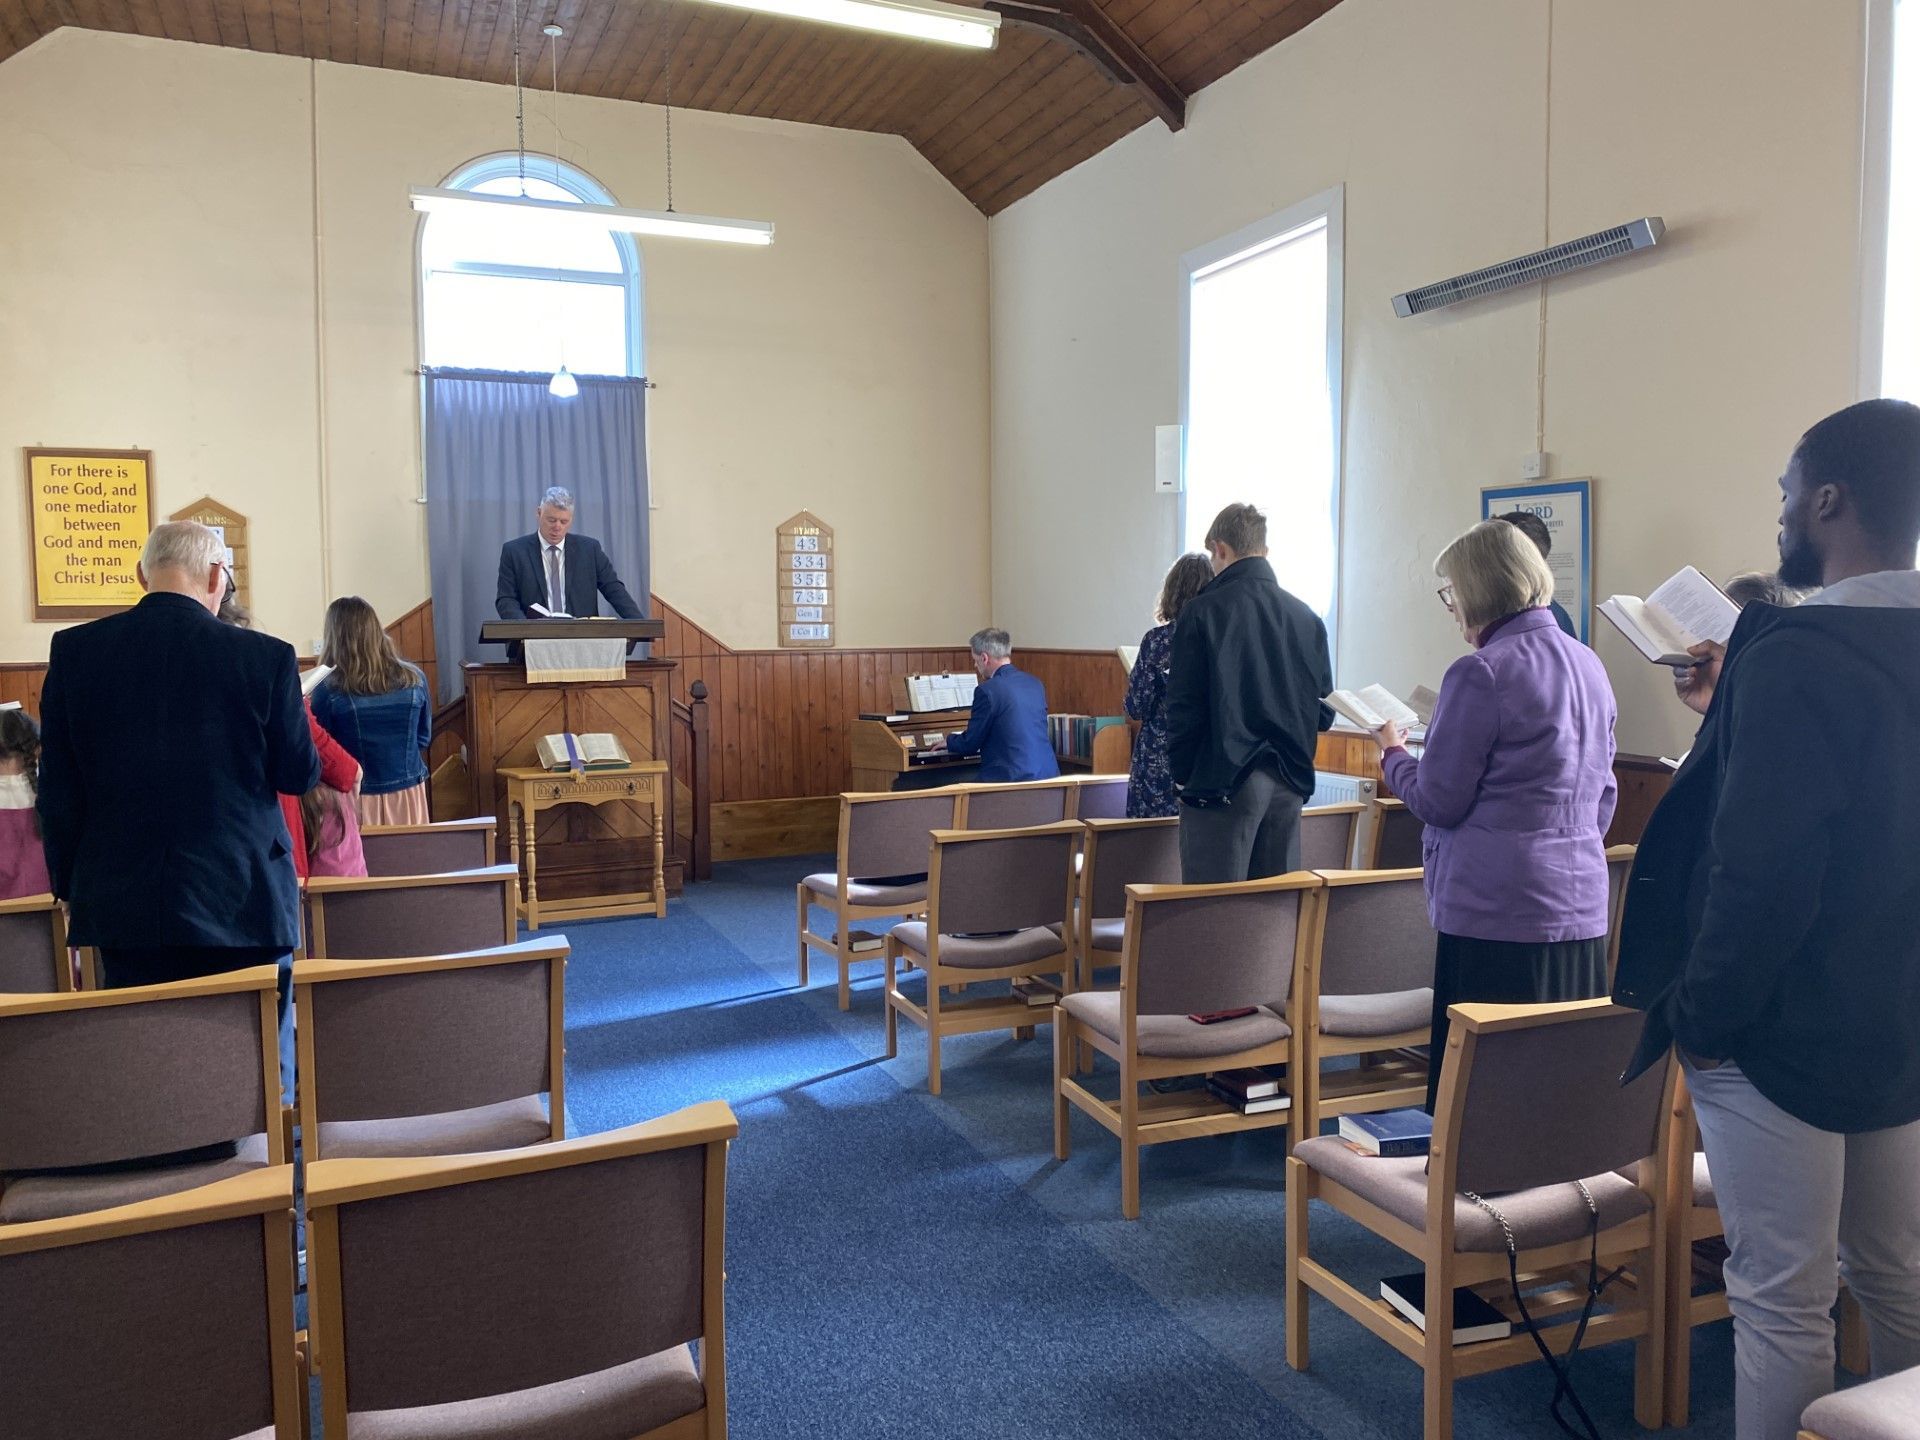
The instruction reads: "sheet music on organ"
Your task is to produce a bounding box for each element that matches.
[1597,566,1739,667]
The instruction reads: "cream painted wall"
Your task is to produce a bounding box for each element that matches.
[0,28,990,658]
[989,0,1870,757]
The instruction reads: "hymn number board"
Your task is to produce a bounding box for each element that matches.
[776,511,834,648]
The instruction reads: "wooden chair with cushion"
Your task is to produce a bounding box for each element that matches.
[295,937,569,1162]
[797,790,957,1011]
[360,817,498,876]
[1367,796,1425,868]
[305,863,518,959]
[1299,802,1365,871]
[0,893,74,993]
[1070,774,1130,820]
[0,1166,304,1440]
[1800,1365,1920,1440]
[953,777,1076,830]
[1069,816,1181,992]
[308,1100,739,1440]
[1053,873,1317,1219]
[883,822,1079,1096]
[1289,868,1435,1133]
[0,966,284,1222]
[1288,998,1673,1440]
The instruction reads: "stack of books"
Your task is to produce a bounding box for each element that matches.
[1047,714,1126,763]
[1011,977,1062,1008]
[1380,1273,1512,1344]
[1206,1067,1291,1115]
[1338,1108,1434,1156]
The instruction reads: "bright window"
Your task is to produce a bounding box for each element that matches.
[419,159,642,376]
[1180,190,1344,630]
[1884,0,1918,403]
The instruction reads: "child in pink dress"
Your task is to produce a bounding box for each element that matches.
[0,707,51,900]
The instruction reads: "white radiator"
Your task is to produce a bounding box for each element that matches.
[1309,772,1378,808]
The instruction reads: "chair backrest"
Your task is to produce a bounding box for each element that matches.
[360,820,497,877]
[306,865,517,959]
[1605,844,1636,936]
[1313,870,1434,997]
[1083,818,1181,920]
[1299,804,1362,871]
[0,1168,300,1440]
[1440,1000,1672,1197]
[0,968,277,1174]
[1071,776,1130,821]
[956,780,1074,831]
[929,823,1080,935]
[298,939,565,1132]
[1128,877,1316,1018]
[842,791,957,879]
[1370,798,1424,869]
[0,897,64,994]
[308,1102,736,1425]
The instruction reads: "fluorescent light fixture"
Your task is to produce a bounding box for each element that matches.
[687,0,998,47]
[409,187,774,246]
[549,366,579,399]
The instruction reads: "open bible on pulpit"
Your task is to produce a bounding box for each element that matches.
[535,732,631,772]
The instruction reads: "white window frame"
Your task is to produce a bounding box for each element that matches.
[1859,0,1899,399]
[1177,185,1345,649]
[413,152,645,379]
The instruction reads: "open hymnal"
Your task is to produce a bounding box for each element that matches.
[528,603,572,619]
[535,732,630,772]
[1117,644,1140,673]
[1325,684,1428,732]
[1597,566,1739,667]
[299,664,333,697]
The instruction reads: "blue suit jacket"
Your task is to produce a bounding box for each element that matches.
[37,592,319,949]
[945,664,1059,783]
[494,532,644,621]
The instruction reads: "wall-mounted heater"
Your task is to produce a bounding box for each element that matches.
[1391,217,1665,317]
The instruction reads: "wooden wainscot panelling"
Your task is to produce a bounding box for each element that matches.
[712,797,839,861]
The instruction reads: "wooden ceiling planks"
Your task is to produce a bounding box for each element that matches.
[0,0,1347,209]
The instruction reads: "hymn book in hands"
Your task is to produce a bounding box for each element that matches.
[299,665,333,697]
[1597,566,1739,667]
[1324,684,1436,732]
[535,732,631,773]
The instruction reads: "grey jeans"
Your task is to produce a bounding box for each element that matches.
[1687,1059,1920,1440]
[1176,764,1304,883]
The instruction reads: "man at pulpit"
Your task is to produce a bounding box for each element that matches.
[495,487,646,621]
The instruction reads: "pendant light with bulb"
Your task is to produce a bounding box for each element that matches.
[542,23,579,400]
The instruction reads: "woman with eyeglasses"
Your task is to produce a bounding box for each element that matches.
[1369,519,1619,1110]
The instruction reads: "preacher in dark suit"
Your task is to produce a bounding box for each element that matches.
[38,522,319,1065]
[495,487,645,621]
[939,629,1059,784]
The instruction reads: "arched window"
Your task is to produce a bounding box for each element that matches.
[419,154,643,377]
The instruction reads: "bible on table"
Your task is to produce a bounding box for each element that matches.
[535,732,630,772]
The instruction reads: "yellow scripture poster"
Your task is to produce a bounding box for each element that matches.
[25,449,153,620]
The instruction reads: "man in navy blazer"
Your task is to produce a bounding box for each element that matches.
[38,522,318,1081]
[495,487,645,621]
[940,629,1059,783]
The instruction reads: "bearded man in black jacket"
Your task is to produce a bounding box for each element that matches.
[1615,399,1920,1440]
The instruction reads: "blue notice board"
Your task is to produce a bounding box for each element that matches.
[1481,479,1593,644]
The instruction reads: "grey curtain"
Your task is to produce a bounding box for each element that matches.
[423,369,651,704]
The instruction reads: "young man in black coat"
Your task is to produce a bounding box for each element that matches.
[1165,502,1333,882]
[1614,399,1920,1440]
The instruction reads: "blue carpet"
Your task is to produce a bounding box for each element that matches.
[315,856,1739,1438]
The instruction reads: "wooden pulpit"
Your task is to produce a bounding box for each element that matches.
[468,619,678,903]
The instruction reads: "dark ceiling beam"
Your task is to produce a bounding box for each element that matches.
[984,0,1186,132]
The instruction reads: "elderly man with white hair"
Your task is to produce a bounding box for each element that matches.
[494,486,645,622]
[37,520,317,1090]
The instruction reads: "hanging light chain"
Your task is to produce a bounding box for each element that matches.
[511,0,526,194]
[663,22,675,213]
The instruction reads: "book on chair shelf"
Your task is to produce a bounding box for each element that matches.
[1012,978,1061,1008]
[1380,1273,1512,1344]
[1338,1108,1434,1157]
[534,732,630,772]
[1205,1079,1291,1115]
[1597,565,1739,667]
[1207,1066,1286,1102]
[833,930,884,955]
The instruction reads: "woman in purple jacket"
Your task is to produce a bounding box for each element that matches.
[1370,520,1618,1110]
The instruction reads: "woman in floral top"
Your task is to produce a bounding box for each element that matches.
[1124,553,1214,817]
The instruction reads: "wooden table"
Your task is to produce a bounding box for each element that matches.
[500,762,670,930]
